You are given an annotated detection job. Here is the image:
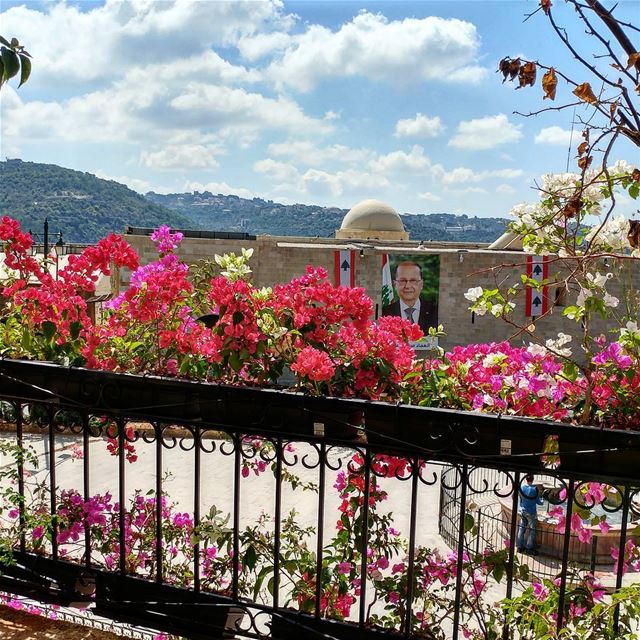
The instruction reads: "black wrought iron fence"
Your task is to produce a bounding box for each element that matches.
[0,359,639,640]
[439,469,628,581]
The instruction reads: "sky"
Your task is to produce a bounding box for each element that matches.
[1,0,638,219]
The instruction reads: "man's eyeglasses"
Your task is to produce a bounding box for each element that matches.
[395,279,422,285]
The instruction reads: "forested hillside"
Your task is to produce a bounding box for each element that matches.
[146,191,508,242]
[0,160,192,242]
[0,159,508,244]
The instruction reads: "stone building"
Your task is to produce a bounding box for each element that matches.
[121,199,636,353]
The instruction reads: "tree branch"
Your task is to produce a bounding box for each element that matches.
[584,0,639,58]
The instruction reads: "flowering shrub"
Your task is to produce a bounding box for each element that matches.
[2,215,639,429]
[2,215,640,638]
[1,216,422,401]
[502,576,640,639]
[402,340,640,430]
[464,165,639,425]
[0,216,138,364]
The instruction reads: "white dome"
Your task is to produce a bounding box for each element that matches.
[340,199,405,233]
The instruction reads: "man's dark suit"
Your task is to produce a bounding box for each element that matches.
[381,297,438,333]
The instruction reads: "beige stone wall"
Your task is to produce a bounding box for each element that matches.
[123,235,385,311]
[122,233,638,354]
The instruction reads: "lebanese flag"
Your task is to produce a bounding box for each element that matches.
[334,250,356,287]
[381,254,393,306]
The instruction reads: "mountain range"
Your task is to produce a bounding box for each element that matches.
[1,160,508,244]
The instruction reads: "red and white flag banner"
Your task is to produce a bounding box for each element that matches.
[334,250,356,287]
[525,255,549,317]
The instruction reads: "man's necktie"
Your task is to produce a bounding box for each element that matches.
[405,307,415,322]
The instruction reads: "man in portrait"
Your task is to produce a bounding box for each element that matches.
[382,260,438,333]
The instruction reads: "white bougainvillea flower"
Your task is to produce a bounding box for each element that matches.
[464,286,484,302]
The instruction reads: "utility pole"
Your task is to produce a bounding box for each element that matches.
[43,216,49,258]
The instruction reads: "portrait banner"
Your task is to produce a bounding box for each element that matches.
[380,254,440,339]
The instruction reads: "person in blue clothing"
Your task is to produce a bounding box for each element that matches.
[516,474,543,555]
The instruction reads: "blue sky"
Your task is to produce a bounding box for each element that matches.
[1,0,638,218]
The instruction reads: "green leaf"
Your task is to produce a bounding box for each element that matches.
[629,182,639,200]
[18,53,30,87]
[1,47,20,80]
[42,321,56,345]
[252,565,272,600]
[0,36,11,47]
[21,329,32,352]
[229,352,242,372]
[464,512,475,532]
[69,320,81,341]
[179,358,191,375]
[492,563,504,583]
[244,544,257,571]
[562,361,579,382]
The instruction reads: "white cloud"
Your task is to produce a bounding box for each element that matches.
[2,72,330,149]
[418,192,442,202]
[236,30,294,61]
[140,144,225,170]
[450,186,489,195]
[124,50,261,86]
[496,184,517,194]
[1,1,286,87]
[369,146,431,174]
[302,168,389,198]
[394,113,444,139]
[449,114,523,150]
[264,11,486,91]
[445,66,490,83]
[254,159,389,198]
[534,126,573,146]
[253,159,300,183]
[267,141,372,167]
[432,165,523,185]
[93,170,151,194]
[170,83,332,136]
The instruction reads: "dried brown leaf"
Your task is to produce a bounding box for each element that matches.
[563,196,582,218]
[508,58,521,81]
[628,220,640,249]
[577,141,589,156]
[626,52,640,71]
[518,61,537,88]
[542,68,557,100]
[610,101,618,123]
[540,0,552,15]
[498,57,511,82]
[577,155,592,170]
[573,82,598,105]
